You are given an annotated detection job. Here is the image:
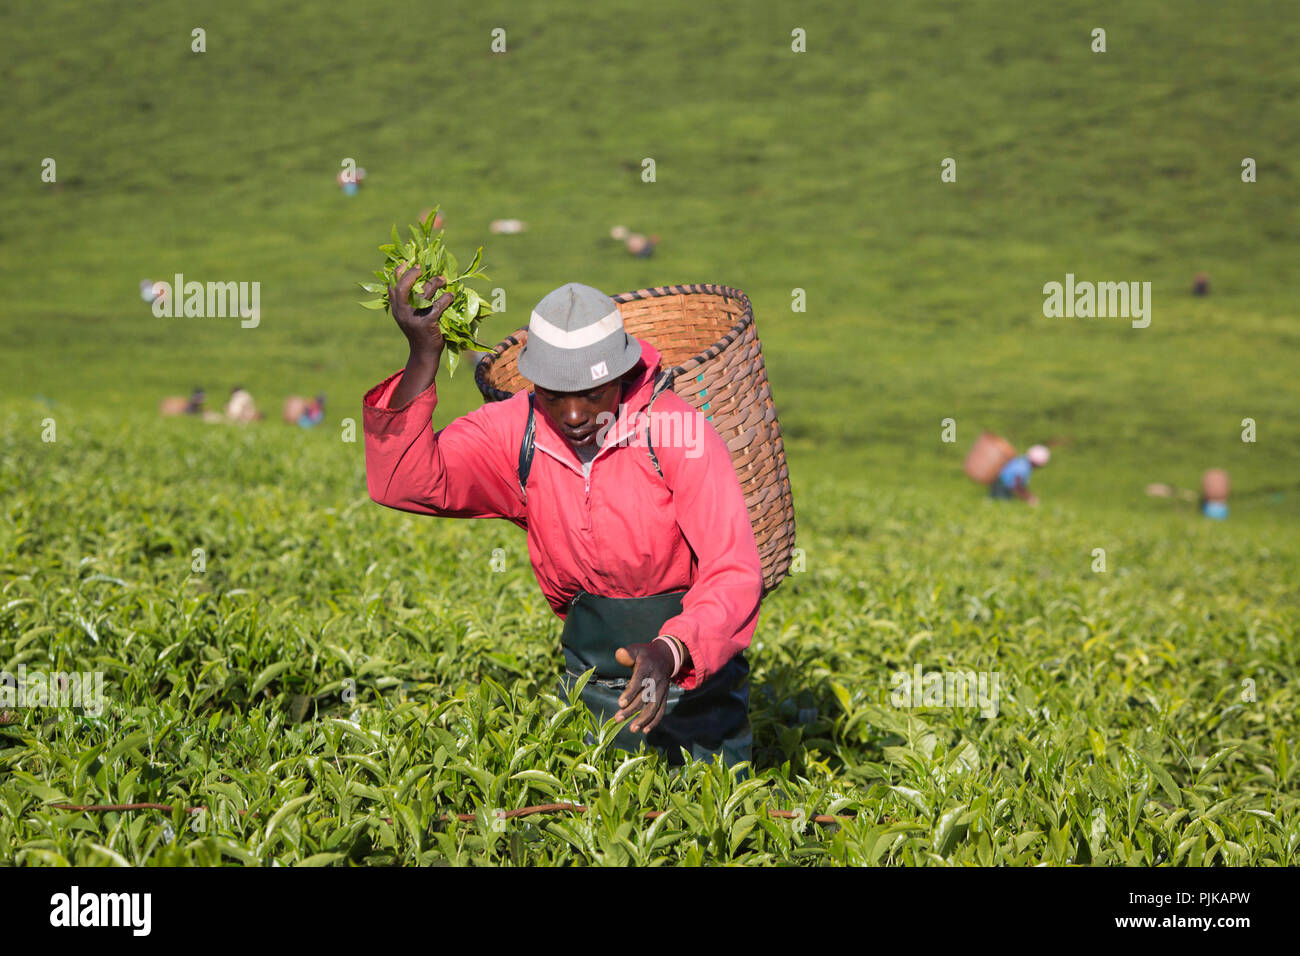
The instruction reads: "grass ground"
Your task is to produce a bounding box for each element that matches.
[0,0,1296,864]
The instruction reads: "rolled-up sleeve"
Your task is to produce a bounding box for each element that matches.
[655,410,764,691]
[363,369,524,521]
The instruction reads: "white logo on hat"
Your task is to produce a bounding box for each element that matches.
[590,361,608,380]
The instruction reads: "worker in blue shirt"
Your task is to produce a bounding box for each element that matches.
[990,444,1050,505]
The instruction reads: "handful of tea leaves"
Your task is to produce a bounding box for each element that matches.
[358,206,495,376]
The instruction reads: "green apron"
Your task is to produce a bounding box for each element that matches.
[557,589,752,769]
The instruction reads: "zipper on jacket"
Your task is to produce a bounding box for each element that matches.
[537,413,637,536]
[534,438,593,533]
[583,472,591,533]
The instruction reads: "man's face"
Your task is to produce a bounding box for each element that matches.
[534,377,625,449]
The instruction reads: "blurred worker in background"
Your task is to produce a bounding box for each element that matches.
[990,444,1050,505]
[283,394,326,427]
[610,225,659,258]
[1200,468,1230,520]
[159,387,206,417]
[300,394,326,427]
[224,386,262,423]
[338,166,367,196]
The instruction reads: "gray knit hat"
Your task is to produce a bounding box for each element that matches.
[516,283,642,392]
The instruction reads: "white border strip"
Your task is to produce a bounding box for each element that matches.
[529,308,623,349]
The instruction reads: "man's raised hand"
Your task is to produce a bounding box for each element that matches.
[385,265,453,409]
[390,264,451,359]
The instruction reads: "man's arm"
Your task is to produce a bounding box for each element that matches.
[363,373,523,520]
[1012,477,1039,505]
[655,404,764,691]
[612,404,761,732]
[363,264,523,521]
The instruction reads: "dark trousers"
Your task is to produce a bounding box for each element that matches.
[557,589,752,770]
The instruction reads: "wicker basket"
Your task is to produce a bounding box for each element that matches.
[964,431,1017,484]
[475,283,796,596]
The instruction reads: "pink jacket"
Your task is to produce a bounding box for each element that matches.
[362,338,763,691]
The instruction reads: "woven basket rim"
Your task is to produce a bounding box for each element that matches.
[474,283,753,402]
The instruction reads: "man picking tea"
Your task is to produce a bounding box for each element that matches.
[362,268,763,767]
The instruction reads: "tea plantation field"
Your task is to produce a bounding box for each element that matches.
[2,410,1296,865]
[1,0,1297,865]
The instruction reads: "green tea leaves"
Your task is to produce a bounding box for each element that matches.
[357,205,496,375]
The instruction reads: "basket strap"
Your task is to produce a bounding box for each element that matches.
[518,392,536,494]
[643,369,676,479]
